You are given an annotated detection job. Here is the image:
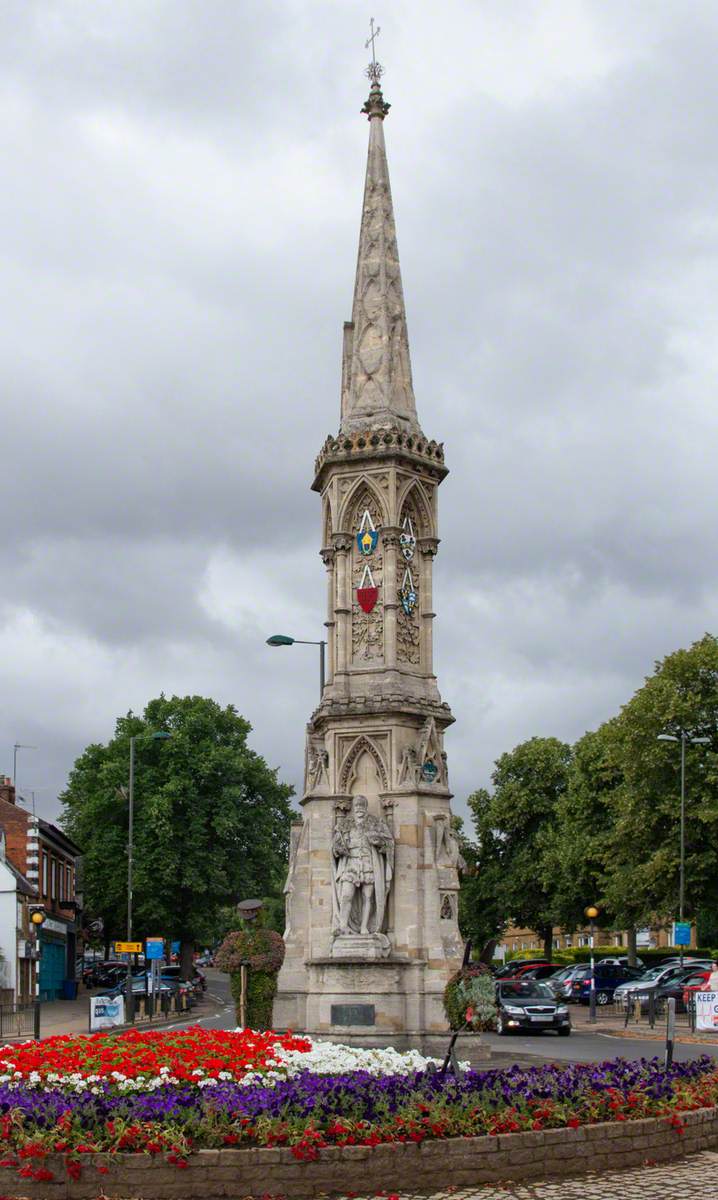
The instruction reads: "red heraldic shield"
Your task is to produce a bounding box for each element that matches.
[357,586,379,613]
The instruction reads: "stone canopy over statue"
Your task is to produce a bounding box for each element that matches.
[331,795,394,959]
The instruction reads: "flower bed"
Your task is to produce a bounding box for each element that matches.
[0,1027,716,1189]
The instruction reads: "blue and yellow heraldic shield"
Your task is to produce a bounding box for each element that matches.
[357,529,379,556]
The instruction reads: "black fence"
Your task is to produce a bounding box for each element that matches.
[0,1001,40,1041]
[580,993,700,1031]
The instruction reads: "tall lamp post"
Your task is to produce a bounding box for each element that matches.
[585,905,599,1024]
[657,731,711,967]
[125,730,171,1018]
[266,634,326,699]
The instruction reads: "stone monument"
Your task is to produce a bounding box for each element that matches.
[273,55,463,1047]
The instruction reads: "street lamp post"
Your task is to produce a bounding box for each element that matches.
[266,635,326,699]
[125,730,171,1019]
[657,731,711,967]
[585,905,599,1024]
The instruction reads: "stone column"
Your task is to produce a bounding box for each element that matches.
[381,527,401,670]
[417,537,439,676]
[332,533,353,675]
[320,547,336,686]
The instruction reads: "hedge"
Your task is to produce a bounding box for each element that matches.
[501,946,718,966]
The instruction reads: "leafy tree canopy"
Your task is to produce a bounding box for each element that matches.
[60,694,294,972]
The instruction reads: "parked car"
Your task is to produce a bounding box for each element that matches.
[90,961,131,989]
[496,962,555,983]
[545,965,580,998]
[595,956,645,969]
[627,965,707,1013]
[577,964,643,1006]
[613,963,689,1005]
[161,965,207,994]
[496,981,571,1036]
[551,964,593,1002]
[682,971,713,1009]
[493,959,550,979]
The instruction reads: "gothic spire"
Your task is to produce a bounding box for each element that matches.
[340,72,421,435]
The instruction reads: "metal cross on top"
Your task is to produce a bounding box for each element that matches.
[365,17,383,84]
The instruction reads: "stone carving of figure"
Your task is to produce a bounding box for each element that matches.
[306,735,329,793]
[433,813,466,871]
[332,795,394,936]
[283,819,304,939]
[398,745,418,786]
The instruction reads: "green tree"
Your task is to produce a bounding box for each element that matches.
[463,737,572,960]
[601,634,718,929]
[61,694,294,977]
[545,722,623,932]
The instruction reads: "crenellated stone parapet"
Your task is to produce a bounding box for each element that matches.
[312,426,447,493]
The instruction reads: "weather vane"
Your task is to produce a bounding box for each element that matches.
[365,17,384,85]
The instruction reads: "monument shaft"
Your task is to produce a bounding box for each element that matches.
[274,77,463,1046]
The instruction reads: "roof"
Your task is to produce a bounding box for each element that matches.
[4,859,38,898]
[38,819,82,857]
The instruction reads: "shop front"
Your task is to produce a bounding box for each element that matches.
[38,916,75,1001]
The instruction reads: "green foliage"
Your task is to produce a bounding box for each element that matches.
[215,927,285,974]
[60,694,295,957]
[444,964,495,1031]
[462,738,571,960]
[229,969,278,1030]
[461,635,718,950]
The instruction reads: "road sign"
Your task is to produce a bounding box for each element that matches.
[145,938,164,961]
[674,922,691,946]
[695,991,718,1031]
[114,941,142,954]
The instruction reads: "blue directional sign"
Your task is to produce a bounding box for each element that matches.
[145,938,164,961]
[674,922,691,947]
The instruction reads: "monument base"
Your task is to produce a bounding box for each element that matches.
[331,932,391,960]
[274,956,459,1052]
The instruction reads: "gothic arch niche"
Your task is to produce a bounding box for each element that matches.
[396,490,423,666]
[349,483,384,663]
[322,498,334,547]
[397,479,433,538]
[340,735,389,798]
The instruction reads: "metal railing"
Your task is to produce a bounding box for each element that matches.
[0,1001,40,1040]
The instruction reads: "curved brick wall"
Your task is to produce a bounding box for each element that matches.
[4,1107,718,1198]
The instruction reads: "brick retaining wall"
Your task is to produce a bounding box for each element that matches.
[4,1107,718,1198]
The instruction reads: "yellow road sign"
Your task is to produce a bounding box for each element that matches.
[114,941,142,954]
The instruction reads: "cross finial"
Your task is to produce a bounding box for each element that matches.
[365,17,383,85]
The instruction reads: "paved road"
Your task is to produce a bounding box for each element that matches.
[483,1026,718,1064]
[348,1150,718,1198]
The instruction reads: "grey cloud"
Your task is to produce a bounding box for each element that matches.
[2,2,718,828]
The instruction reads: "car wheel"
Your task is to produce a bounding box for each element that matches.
[558,1026,571,1037]
[496,1013,510,1036]
[596,991,610,1005]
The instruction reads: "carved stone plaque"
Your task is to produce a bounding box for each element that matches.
[331,1003,376,1026]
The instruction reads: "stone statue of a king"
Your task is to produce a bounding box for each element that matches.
[331,796,394,952]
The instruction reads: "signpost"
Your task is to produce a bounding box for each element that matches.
[145,938,164,960]
[673,922,691,947]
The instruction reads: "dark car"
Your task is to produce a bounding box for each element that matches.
[577,964,643,1006]
[90,961,131,989]
[496,981,571,1036]
[496,961,555,982]
[493,958,550,979]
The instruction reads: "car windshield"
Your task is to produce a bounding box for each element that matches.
[499,982,554,1000]
[638,967,664,981]
[551,967,573,981]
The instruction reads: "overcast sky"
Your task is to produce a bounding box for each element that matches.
[2,1,718,829]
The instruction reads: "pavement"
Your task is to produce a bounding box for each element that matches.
[347,1150,718,1198]
[28,969,236,1040]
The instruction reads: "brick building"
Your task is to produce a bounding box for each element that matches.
[0,778,82,1000]
[500,921,697,957]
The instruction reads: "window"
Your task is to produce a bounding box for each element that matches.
[42,854,48,897]
[59,863,64,902]
[51,859,56,901]
[66,865,72,900]
[564,936,573,947]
